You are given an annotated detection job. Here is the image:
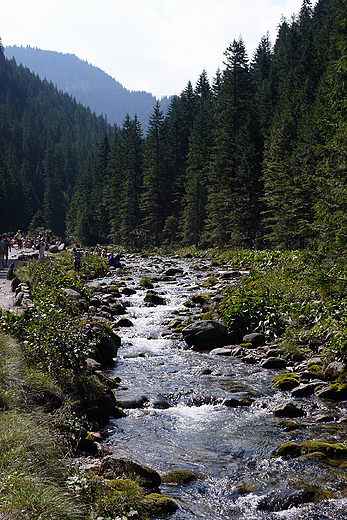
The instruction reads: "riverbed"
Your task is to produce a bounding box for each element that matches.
[99,254,347,519]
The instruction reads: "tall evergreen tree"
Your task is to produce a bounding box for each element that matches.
[141,102,167,245]
[180,70,214,246]
[109,115,143,246]
[205,38,261,247]
[313,0,347,253]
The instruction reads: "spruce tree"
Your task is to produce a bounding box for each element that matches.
[180,70,214,246]
[141,101,167,245]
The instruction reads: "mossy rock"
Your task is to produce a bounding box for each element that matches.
[144,292,165,305]
[273,442,301,458]
[172,326,185,333]
[202,276,218,287]
[107,477,142,492]
[143,493,178,515]
[107,287,121,295]
[307,364,324,377]
[300,441,347,458]
[239,342,253,349]
[168,319,183,328]
[302,451,327,461]
[272,373,300,391]
[327,383,347,399]
[162,470,198,486]
[191,294,210,305]
[116,318,134,327]
[276,419,301,431]
[139,278,154,289]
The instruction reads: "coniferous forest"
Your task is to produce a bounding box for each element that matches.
[1,0,347,253]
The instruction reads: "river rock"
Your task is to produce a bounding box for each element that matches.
[98,456,161,489]
[95,335,120,366]
[273,402,305,418]
[182,320,228,350]
[152,398,171,409]
[116,317,134,327]
[90,296,102,308]
[222,396,252,407]
[273,441,301,458]
[209,347,232,356]
[261,357,287,369]
[291,382,323,397]
[324,361,346,380]
[49,244,59,253]
[258,489,315,512]
[143,493,179,515]
[61,287,81,299]
[144,292,165,305]
[6,262,15,280]
[243,332,266,347]
[228,346,244,357]
[116,395,149,409]
[162,469,198,485]
[11,276,21,292]
[122,287,137,295]
[165,268,184,276]
[315,383,347,400]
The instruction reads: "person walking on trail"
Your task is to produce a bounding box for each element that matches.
[0,236,4,269]
[3,234,11,267]
[38,240,45,261]
[73,247,82,272]
[14,230,22,249]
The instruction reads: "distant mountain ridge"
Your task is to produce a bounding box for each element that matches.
[5,45,171,130]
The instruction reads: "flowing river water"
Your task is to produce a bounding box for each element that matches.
[97,254,347,520]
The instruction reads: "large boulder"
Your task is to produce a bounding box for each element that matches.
[95,334,120,366]
[243,332,266,347]
[182,320,228,350]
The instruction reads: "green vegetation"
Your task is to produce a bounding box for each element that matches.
[1,252,108,383]
[217,250,347,361]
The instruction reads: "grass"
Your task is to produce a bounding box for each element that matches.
[0,334,83,519]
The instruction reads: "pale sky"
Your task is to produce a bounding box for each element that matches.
[2,0,312,98]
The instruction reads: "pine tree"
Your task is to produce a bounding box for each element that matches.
[205,38,260,247]
[141,101,167,245]
[110,115,143,246]
[180,70,214,246]
[313,0,347,253]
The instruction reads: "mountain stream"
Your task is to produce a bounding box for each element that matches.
[97,254,347,520]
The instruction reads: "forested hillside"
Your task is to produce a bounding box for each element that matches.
[0,44,113,235]
[4,46,171,131]
[1,0,346,252]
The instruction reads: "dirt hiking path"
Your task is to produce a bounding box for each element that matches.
[0,247,33,311]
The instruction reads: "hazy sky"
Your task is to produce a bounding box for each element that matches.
[2,0,311,98]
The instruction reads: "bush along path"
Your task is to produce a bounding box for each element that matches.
[0,248,347,518]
